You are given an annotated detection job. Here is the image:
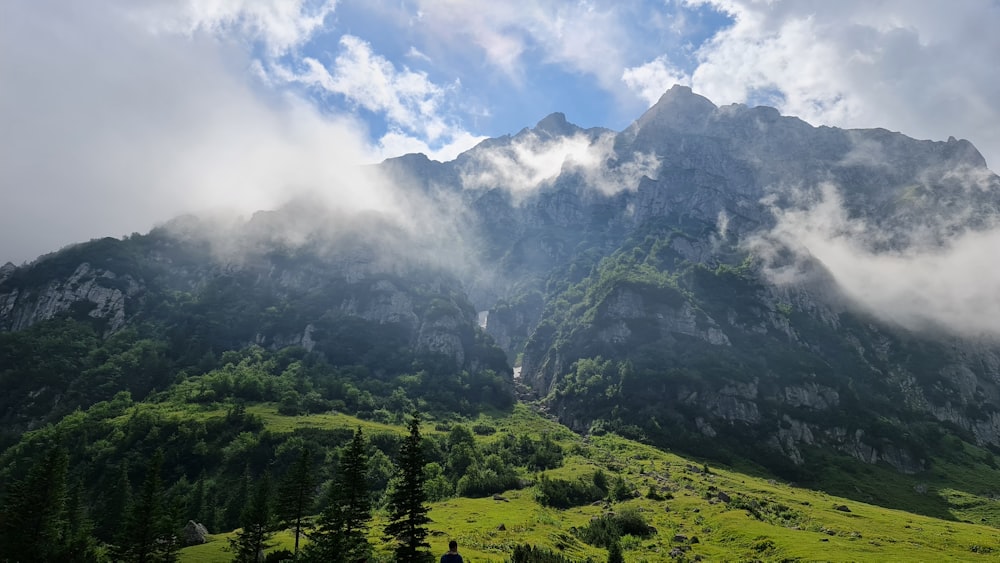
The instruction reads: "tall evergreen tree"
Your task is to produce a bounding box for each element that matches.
[116,449,178,563]
[189,472,207,526]
[225,466,252,531]
[305,428,372,562]
[55,477,100,562]
[0,445,69,563]
[99,461,133,540]
[277,447,314,557]
[229,472,275,563]
[384,414,432,563]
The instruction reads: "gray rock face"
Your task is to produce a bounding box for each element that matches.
[599,287,731,346]
[0,262,140,333]
[0,262,14,285]
[782,383,839,410]
[182,520,209,546]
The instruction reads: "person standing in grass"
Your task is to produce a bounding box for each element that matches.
[441,539,464,562]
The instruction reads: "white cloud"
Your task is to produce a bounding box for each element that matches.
[406,46,432,63]
[460,132,658,197]
[375,129,488,163]
[387,1,656,98]
[133,0,336,55]
[278,34,483,161]
[0,1,399,264]
[622,55,692,106]
[748,183,1000,338]
[680,0,1000,167]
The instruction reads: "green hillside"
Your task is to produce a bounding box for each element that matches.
[169,403,1000,562]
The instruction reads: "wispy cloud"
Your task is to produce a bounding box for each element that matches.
[459,131,658,197]
[273,35,484,161]
[622,55,692,105]
[748,182,1000,338]
[133,0,337,55]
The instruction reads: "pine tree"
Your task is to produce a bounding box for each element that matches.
[224,466,252,531]
[116,449,178,563]
[0,445,69,563]
[229,472,275,563]
[100,461,133,541]
[189,471,207,525]
[55,477,100,562]
[277,447,314,557]
[384,414,433,563]
[305,428,372,562]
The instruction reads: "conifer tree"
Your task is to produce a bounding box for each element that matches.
[56,477,100,562]
[304,428,372,562]
[0,445,69,563]
[384,414,433,563]
[116,449,178,563]
[100,461,133,540]
[189,472,207,525]
[229,472,275,563]
[225,466,252,531]
[277,447,314,557]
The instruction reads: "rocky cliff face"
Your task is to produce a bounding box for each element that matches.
[0,220,484,372]
[0,262,144,334]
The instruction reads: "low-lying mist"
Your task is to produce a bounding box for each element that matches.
[749,182,1000,338]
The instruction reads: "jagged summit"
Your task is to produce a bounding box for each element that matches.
[533,112,579,138]
[631,84,718,133]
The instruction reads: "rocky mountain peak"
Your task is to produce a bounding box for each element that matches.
[631,84,718,134]
[533,112,580,138]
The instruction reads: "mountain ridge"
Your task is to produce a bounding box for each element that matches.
[3,87,1000,480]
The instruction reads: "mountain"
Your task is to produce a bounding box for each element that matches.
[4,85,1000,484]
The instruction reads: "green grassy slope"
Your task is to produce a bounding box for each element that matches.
[179,404,1000,562]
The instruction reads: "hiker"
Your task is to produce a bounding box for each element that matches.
[441,539,463,563]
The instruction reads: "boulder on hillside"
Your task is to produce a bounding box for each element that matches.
[183,520,209,546]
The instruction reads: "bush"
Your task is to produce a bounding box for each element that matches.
[509,544,574,563]
[473,423,497,436]
[575,508,655,548]
[264,548,294,562]
[535,474,605,509]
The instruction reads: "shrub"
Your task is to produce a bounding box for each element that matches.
[535,474,605,509]
[509,544,575,563]
[575,508,655,548]
[473,423,497,436]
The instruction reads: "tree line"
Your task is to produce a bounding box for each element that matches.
[0,410,604,563]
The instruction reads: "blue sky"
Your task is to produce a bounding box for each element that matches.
[3,0,1000,263]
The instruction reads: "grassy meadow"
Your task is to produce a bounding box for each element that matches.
[178,404,1000,562]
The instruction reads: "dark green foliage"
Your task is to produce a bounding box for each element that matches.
[472,423,497,436]
[277,447,314,557]
[115,449,178,563]
[305,428,372,563]
[455,454,520,497]
[229,472,275,563]
[60,477,100,562]
[608,475,631,502]
[535,472,606,509]
[575,509,655,548]
[224,468,253,533]
[263,549,294,563]
[384,414,433,562]
[607,541,624,563]
[0,446,69,562]
[509,544,575,563]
